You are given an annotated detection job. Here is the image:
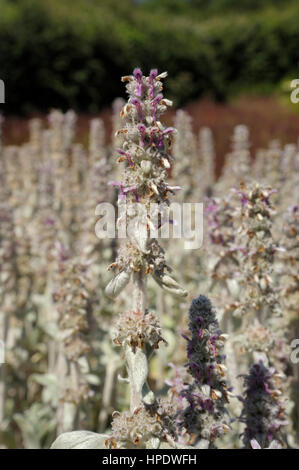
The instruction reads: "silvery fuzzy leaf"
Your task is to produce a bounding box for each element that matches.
[39,321,59,339]
[57,328,75,341]
[15,403,56,449]
[125,345,148,399]
[226,278,240,299]
[128,217,149,254]
[51,431,108,449]
[31,373,58,390]
[85,374,101,386]
[152,271,187,297]
[105,270,130,298]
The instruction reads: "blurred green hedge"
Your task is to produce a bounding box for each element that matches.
[0,0,299,113]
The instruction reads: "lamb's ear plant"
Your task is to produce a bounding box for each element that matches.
[105,68,188,449]
[216,125,251,195]
[53,243,92,435]
[172,109,197,201]
[0,133,19,429]
[204,194,242,397]
[239,361,287,449]
[106,68,187,302]
[51,69,188,449]
[174,295,231,449]
[0,169,16,426]
[234,184,283,336]
[279,205,299,443]
[198,127,215,198]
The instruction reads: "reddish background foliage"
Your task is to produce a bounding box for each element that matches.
[3,96,299,176]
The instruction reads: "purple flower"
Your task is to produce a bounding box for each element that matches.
[156,127,175,149]
[263,189,277,206]
[137,124,146,147]
[44,216,55,226]
[149,69,158,99]
[133,68,143,97]
[152,94,163,121]
[162,127,175,136]
[131,97,143,121]
[240,192,249,206]
[108,181,139,201]
[55,242,70,262]
[116,149,134,167]
[205,200,218,214]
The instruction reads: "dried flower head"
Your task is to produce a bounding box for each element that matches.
[113,309,164,351]
[107,406,163,449]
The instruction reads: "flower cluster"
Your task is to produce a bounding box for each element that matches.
[53,245,91,363]
[105,68,187,300]
[178,296,230,445]
[113,309,164,351]
[239,361,287,448]
[235,183,282,322]
[107,406,163,449]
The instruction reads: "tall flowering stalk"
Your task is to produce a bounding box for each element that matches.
[53,244,92,435]
[173,110,197,201]
[204,195,243,394]
[235,183,282,327]
[234,184,290,426]
[104,69,187,448]
[177,295,230,447]
[217,125,251,195]
[239,361,286,448]
[0,136,18,425]
[280,206,299,441]
[198,127,215,198]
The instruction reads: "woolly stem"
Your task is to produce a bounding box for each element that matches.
[125,270,154,413]
[132,271,147,312]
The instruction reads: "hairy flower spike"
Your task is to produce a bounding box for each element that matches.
[239,361,287,448]
[186,296,228,393]
[235,183,282,324]
[106,69,187,299]
[178,295,230,446]
[53,244,91,363]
